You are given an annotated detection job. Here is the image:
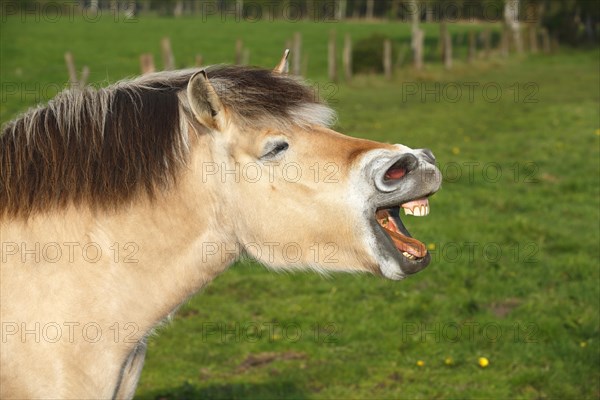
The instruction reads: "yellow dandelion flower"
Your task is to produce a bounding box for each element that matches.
[478,357,489,368]
[416,360,425,367]
[427,243,436,251]
[444,357,453,366]
[580,341,587,348]
[595,129,600,136]
[451,147,460,155]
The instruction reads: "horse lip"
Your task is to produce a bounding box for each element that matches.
[398,252,431,274]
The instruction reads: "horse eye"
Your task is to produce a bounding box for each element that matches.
[262,142,289,159]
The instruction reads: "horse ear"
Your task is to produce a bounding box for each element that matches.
[273,49,290,74]
[186,70,224,130]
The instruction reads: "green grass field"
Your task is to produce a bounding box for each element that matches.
[1,13,599,399]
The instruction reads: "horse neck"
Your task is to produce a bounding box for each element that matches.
[95,140,237,330]
[6,138,236,338]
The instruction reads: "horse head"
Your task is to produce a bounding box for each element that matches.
[184,54,442,280]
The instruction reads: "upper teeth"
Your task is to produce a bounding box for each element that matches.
[404,204,429,217]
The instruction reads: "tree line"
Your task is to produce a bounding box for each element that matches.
[5,0,599,46]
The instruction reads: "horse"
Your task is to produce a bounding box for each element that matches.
[0,51,441,398]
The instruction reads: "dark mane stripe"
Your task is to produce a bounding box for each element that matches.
[0,66,334,218]
[0,77,187,218]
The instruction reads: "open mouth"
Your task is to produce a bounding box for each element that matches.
[375,198,430,261]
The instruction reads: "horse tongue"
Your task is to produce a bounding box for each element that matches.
[377,209,427,258]
[386,229,427,258]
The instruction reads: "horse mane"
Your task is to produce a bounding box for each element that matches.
[0,66,335,218]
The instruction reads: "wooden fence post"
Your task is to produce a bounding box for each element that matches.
[514,27,524,55]
[366,0,374,20]
[383,39,392,80]
[343,33,352,81]
[413,28,424,70]
[235,39,243,65]
[173,0,183,17]
[161,37,175,70]
[292,32,302,75]
[444,31,452,69]
[64,52,89,88]
[528,25,538,53]
[410,0,423,71]
[440,22,452,70]
[467,30,476,63]
[79,66,90,87]
[505,0,523,54]
[140,53,156,74]
[482,28,491,59]
[436,25,443,58]
[500,26,510,57]
[236,0,243,20]
[541,28,550,53]
[64,52,78,87]
[328,30,337,82]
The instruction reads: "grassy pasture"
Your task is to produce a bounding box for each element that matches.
[1,14,599,399]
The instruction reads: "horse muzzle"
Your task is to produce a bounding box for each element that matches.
[363,147,442,280]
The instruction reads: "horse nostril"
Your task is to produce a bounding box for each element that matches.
[420,148,436,164]
[384,153,418,181]
[384,166,406,180]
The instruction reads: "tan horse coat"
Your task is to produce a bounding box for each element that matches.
[0,62,441,398]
